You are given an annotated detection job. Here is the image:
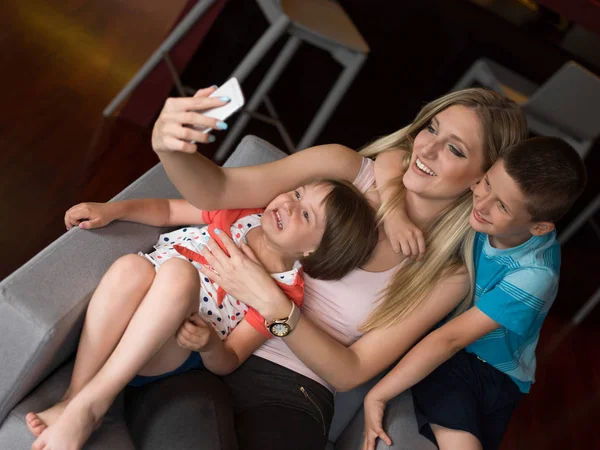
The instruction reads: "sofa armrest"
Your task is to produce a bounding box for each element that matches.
[222,135,287,167]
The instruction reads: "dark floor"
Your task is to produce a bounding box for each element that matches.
[2,0,599,448]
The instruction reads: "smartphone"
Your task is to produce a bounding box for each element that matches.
[197,77,245,134]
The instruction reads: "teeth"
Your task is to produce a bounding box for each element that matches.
[275,210,283,229]
[416,158,436,176]
[475,209,487,223]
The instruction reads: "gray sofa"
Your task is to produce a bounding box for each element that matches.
[0,135,435,449]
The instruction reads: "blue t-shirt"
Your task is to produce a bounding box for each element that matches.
[466,231,560,393]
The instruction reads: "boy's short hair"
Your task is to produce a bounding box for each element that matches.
[500,137,587,223]
[301,179,378,280]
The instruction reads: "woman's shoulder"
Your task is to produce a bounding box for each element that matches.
[439,264,470,287]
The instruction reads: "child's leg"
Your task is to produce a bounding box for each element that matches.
[26,254,156,436]
[31,257,201,450]
[431,425,483,450]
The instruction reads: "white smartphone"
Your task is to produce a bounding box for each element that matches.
[198,77,245,134]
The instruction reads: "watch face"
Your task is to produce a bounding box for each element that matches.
[270,323,291,337]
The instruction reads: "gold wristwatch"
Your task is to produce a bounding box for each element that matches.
[265,301,301,337]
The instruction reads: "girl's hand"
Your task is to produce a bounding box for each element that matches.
[198,233,291,321]
[151,87,230,154]
[383,209,426,261]
[362,395,392,450]
[176,313,218,352]
[64,202,117,230]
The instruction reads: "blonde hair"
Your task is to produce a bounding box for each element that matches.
[360,88,528,331]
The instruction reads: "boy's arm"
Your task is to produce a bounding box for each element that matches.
[65,199,207,230]
[374,150,426,260]
[374,149,408,206]
[178,315,266,376]
[369,266,555,402]
[368,307,500,403]
[362,307,499,449]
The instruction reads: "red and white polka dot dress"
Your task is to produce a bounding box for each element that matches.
[141,213,301,339]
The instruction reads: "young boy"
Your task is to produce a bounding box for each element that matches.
[363,137,587,450]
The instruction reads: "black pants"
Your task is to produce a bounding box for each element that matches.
[411,350,524,450]
[224,356,334,450]
[125,356,334,450]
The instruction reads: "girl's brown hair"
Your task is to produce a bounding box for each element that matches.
[301,179,378,280]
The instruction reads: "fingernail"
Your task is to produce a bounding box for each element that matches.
[208,135,216,143]
[243,235,248,244]
[216,121,228,130]
[211,84,218,89]
[214,228,221,234]
[220,96,230,102]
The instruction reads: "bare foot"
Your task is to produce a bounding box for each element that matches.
[31,401,100,450]
[26,399,70,437]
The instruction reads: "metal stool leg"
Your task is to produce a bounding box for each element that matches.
[558,193,600,245]
[572,286,600,325]
[230,15,290,83]
[297,50,366,150]
[103,0,216,117]
[214,37,301,162]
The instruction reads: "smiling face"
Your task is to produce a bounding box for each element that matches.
[261,182,332,257]
[469,160,551,248]
[402,105,486,202]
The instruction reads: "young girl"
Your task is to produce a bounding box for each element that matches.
[25,178,378,449]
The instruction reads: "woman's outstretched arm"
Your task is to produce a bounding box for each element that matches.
[152,92,364,211]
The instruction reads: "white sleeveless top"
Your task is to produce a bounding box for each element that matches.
[253,158,400,391]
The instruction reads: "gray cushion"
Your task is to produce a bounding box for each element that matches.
[335,390,436,450]
[0,362,134,450]
[329,374,383,442]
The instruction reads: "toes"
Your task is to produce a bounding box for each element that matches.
[31,437,46,450]
[26,413,47,437]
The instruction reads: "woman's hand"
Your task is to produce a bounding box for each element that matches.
[362,394,392,450]
[151,87,230,154]
[383,209,426,261]
[64,202,117,230]
[198,232,292,321]
[176,313,219,352]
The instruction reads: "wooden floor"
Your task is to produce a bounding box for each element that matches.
[1,0,599,448]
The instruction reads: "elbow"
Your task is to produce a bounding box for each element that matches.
[206,360,239,376]
[211,367,236,376]
[334,381,359,393]
[330,375,366,392]
[431,329,464,356]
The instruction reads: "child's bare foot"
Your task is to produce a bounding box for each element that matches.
[26,399,70,437]
[31,401,100,450]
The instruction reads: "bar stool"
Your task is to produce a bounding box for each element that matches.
[213,0,369,162]
[558,192,600,325]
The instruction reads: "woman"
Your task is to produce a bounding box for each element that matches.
[139,86,528,449]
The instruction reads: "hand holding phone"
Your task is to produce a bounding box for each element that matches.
[196,78,245,134]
